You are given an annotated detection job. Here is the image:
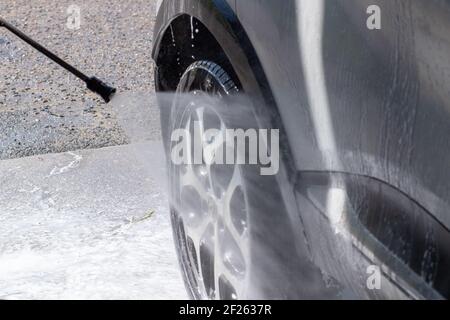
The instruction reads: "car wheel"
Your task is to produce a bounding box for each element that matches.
[166,60,318,300]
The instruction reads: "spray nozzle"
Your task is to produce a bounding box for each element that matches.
[86,77,117,103]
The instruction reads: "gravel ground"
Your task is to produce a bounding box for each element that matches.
[0,0,160,160]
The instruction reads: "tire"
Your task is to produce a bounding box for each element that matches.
[166,60,324,299]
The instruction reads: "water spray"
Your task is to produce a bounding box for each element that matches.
[0,17,116,103]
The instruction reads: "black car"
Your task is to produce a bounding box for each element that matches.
[152,0,450,299]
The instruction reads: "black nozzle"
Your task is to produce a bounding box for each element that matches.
[86,77,116,103]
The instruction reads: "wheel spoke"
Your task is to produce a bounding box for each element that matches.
[180,172,212,245]
[214,244,246,300]
[223,166,249,242]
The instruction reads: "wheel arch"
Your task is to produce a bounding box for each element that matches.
[152,0,269,99]
[152,0,297,177]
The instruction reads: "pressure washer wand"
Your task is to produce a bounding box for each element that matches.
[0,17,116,103]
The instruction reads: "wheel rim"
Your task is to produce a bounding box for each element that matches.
[171,96,250,300]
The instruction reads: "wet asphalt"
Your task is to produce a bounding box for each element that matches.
[0,141,186,299]
[0,0,160,160]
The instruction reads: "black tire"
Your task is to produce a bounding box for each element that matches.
[166,60,326,299]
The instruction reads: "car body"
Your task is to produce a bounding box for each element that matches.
[152,0,450,299]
